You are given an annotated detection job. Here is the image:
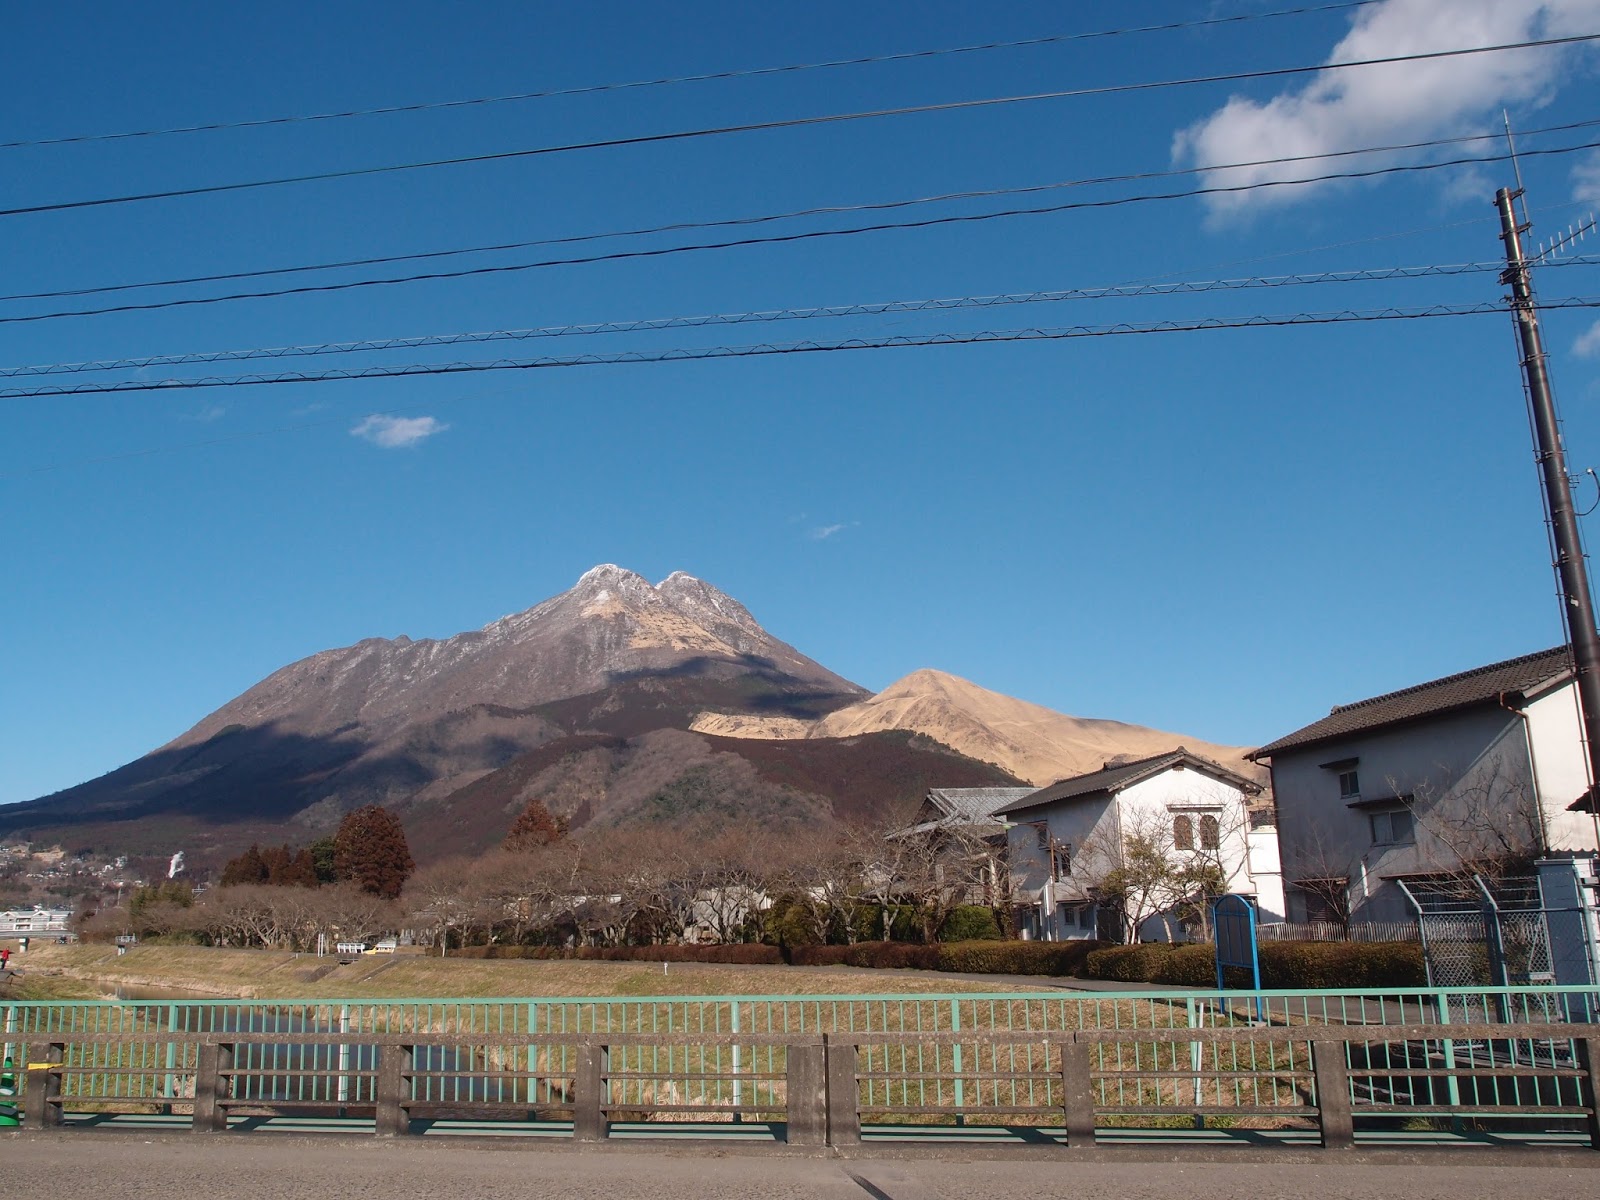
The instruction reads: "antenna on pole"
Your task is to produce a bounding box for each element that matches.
[1503,110,1531,228]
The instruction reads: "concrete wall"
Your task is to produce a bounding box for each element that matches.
[1523,681,1600,852]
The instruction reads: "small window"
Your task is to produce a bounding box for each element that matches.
[1173,814,1194,851]
[1199,814,1220,851]
[1032,822,1049,853]
[1051,843,1072,881]
[1338,770,1361,799]
[1369,809,1415,846]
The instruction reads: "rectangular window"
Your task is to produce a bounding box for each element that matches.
[1369,809,1415,845]
[1338,769,1361,799]
[1031,822,1049,853]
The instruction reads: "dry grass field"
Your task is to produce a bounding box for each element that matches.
[3,943,1053,1001]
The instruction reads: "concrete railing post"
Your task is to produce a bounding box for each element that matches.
[823,1035,861,1146]
[1577,1036,1600,1151]
[1058,1036,1096,1146]
[784,1042,827,1146]
[190,1042,232,1132]
[573,1042,609,1142]
[375,1044,413,1137]
[22,1041,64,1129]
[1312,1038,1354,1150]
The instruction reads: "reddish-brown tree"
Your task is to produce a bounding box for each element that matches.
[503,797,568,852]
[333,805,415,898]
[219,844,269,886]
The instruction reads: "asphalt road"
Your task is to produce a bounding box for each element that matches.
[4,1134,1596,1200]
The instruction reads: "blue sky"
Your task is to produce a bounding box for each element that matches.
[5,1,1600,805]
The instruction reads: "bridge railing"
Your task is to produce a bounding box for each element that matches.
[12,1013,1600,1149]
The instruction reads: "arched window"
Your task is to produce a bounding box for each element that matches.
[1173,814,1194,851]
[1199,814,1221,851]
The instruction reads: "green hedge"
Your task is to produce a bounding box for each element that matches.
[1083,940,1425,988]
[787,939,1106,976]
[451,943,783,964]
[938,906,1004,942]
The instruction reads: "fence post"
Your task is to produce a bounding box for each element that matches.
[823,1035,861,1146]
[23,1041,63,1129]
[1311,1037,1354,1150]
[191,1041,231,1133]
[163,1003,179,1114]
[375,1043,412,1137]
[573,1042,609,1142]
[1577,1036,1600,1151]
[784,1041,827,1146]
[1058,1035,1096,1146]
[949,999,964,1126]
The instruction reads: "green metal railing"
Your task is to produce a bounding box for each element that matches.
[5,985,1597,1123]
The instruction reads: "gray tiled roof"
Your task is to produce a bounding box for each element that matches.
[994,748,1260,816]
[1250,646,1572,760]
[927,787,1038,823]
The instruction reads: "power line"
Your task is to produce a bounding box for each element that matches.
[13,257,1600,380]
[12,117,1598,309]
[8,297,1598,399]
[2,3,1381,151]
[8,32,1597,220]
[8,136,1598,327]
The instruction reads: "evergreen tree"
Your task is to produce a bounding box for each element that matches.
[309,836,339,884]
[503,797,567,852]
[332,806,415,898]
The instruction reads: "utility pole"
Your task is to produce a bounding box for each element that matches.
[1496,186,1600,813]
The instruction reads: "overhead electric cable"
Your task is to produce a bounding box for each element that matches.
[1,3,1380,150]
[12,256,1599,380]
[11,116,1598,308]
[7,136,1597,326]
[8,297,1599,399]
[6,31,1596,219]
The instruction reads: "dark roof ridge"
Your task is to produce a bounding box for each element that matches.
[1328,645,1568,715]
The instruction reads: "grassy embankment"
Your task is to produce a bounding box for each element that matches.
[2,943,1055,1002]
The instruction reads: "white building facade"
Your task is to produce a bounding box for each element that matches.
[1000,749,1280,943]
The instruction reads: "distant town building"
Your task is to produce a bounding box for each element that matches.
[0,907,73,935]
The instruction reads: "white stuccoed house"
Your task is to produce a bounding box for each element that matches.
[998,748,1280,943]
[1251,647,1600,925]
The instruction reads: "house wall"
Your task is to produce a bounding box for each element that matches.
[1007,765,1267,942]
[1247,828,1286,923]
[1269,705,1542,924]
[1115,768,1259,941]
[1006,796,1116,942]
[1523,681,1600,852]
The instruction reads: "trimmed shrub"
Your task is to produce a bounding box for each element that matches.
[1083,943,1177,982]
[939,906,1003,942]
[787,942,942,970]
[451,944,783,964]
[1258,941,1424,989]
[937,939,1106,977]
[1084,940,1426,988]
[1150,943,1218,987]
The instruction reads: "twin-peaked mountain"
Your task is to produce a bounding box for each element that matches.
[1,566,1255,865]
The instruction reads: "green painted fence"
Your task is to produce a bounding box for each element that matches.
[5,985,1597,1125]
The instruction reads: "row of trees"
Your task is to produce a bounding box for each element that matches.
[218,804,415,898]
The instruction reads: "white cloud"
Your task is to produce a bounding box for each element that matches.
[1173,0,1600,222]
[350,414,448,448]
[1575,318,1600,357]
[807,521,858,541]
[1575,151,1600,202]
